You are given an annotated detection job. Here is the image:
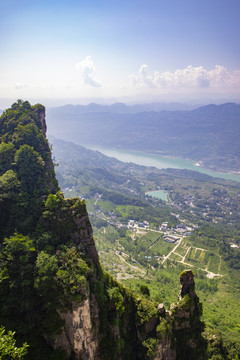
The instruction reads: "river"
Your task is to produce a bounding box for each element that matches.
[85,146,240,183]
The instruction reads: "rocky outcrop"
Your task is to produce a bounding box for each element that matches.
[158,303,166,315]
[72,214,99,267]
[155,339,176,360]
[53,297,99,360]
[151,270,206,360]
[170,270,206,360]
[34,104,47,136]
[178,269,195,300]
[51,267,205,359]
[43,194,99,268]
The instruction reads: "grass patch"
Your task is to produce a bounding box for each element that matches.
[207,253,221,273]
[169,252,183,261]
[100,200,115,211]
[176,241,188,256]
[116,204,141,219]
[150,239,175,257]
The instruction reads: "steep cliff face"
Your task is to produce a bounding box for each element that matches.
[0,101,206,360]
[53,297,100,360]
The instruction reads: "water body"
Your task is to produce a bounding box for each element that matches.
[86,145,240,183]
[146,190,168,202]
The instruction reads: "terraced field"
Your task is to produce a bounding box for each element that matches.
[168,240,222,277]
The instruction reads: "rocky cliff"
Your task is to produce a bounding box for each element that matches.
[0,101,207,360]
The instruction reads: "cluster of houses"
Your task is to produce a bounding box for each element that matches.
[64,186,75,193]
[127,220,149,229]
[126,219,194,243]
[170,189,238,224]
[160,221,193,236]
[160,222,168,231]
[163,235,178,243]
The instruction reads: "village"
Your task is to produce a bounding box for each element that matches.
[126,219,195,243]
[167,187,239,224]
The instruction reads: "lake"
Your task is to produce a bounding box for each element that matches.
[146,190,168,202]
[85,146,240,183]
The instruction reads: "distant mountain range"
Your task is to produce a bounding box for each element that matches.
[48,101,198,114]
[47,102,240,172]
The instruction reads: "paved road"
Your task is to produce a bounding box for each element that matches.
[162,237,184,264]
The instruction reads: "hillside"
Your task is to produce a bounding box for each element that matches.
[0,101,214,359]
[47,102,240,173]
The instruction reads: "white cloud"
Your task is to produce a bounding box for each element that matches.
[130,64,240,90]
[75,56,101,88]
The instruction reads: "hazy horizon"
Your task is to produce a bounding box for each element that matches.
[0,95,240,111]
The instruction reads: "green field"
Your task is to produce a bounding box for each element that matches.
[93,225,240,345]
[150,238,175,257]
[169,252,183,261]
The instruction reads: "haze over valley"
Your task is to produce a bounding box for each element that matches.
[47,102,240,174]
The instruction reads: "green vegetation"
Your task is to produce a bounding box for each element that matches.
[157,318,171,339]
[139,284,150,296]
[0,100,58,239]
[0,102,95,358]
[142,337,159,358]
[135,297,158,324]
[0,326,28,359]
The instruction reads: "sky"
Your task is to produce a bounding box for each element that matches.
[0,0,240,107]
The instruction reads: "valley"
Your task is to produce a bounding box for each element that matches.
[84,146,240,183]
[47,102,240,173]
[51,137,240,347]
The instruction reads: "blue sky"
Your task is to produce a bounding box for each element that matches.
[0,0,240,106]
